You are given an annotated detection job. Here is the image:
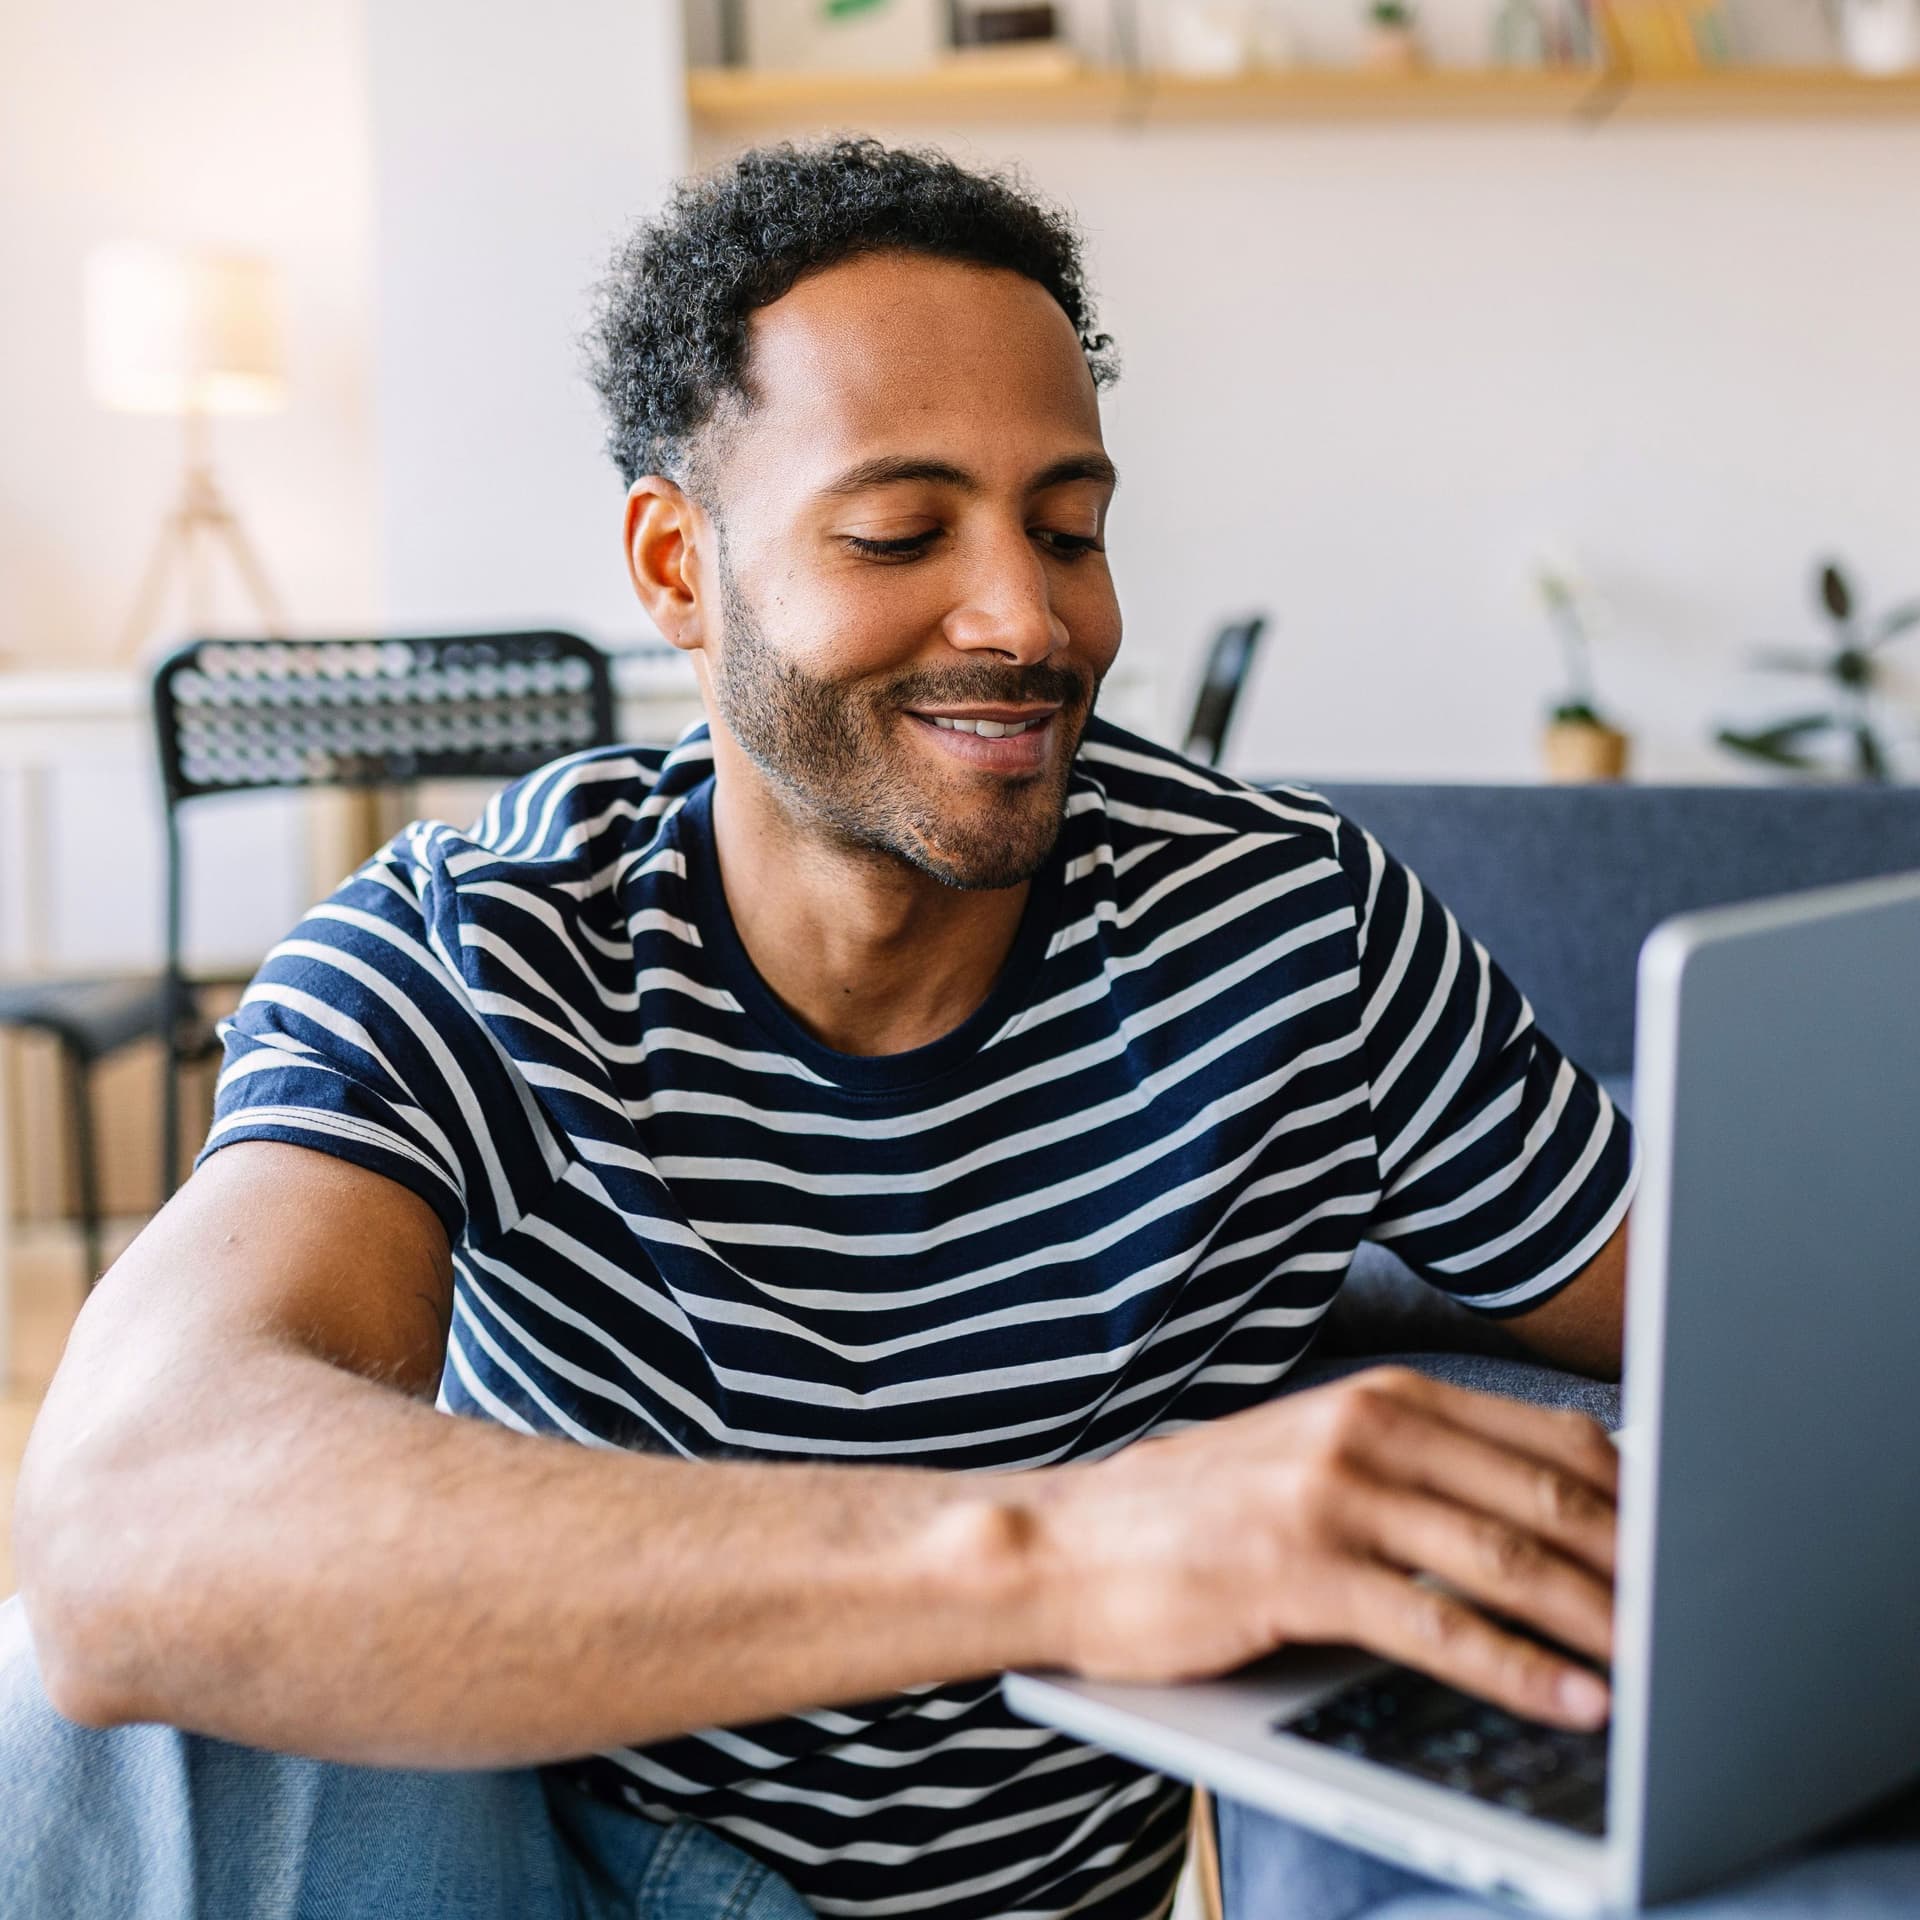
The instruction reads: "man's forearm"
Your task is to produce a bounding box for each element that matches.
[18,1336,1054,1768]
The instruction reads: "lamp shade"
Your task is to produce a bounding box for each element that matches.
[85,243,286,415]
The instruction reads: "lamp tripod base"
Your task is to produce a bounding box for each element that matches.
[118,424,287,658]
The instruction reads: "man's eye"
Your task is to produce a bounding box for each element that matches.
[1036,531,1104,558]
[844,531,939,559]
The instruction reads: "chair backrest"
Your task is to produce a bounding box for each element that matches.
[1182,615,1267,768]
[152,631,616,804]
[1312,781,1920,1079]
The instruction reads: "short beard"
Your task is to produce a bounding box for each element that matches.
[707,537,1095,891]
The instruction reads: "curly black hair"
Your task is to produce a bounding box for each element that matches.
[584,137,1117,493]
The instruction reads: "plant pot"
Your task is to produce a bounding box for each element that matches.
[1542,719,1630,782]
[1362,20,1426,68]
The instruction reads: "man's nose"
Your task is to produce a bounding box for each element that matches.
[940,532,1069,667]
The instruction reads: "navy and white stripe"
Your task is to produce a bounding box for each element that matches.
[201,716,1635,1919]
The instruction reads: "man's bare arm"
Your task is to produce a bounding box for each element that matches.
[14,1144,1047,1766]
[1503,1214,1629,1380]
[16,1143,1627,1765]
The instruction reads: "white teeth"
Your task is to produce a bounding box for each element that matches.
[928,715,1043,737]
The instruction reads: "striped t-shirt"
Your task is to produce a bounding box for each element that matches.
[203,716,1636,1920]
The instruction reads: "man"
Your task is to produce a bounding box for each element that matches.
[7,141,1642,1919]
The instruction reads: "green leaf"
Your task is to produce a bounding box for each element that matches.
[824,0,888,15]
[1868,602,1920,649]
[1819,561,1853,623]
[1736,712,1834,751]
[1715,728,1824,771]
[1855,725,1890,782]
[1834,647,1874,690]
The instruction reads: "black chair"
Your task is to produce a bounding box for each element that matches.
[0,976,171,1285]
[150,631,618,1196]
[1182,615,1267,768]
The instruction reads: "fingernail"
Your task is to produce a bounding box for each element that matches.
[1558,1670,1611,1726]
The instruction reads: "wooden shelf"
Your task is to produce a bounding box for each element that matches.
[687,63,1920,129]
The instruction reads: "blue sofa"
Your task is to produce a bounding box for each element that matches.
[1303,780,1920,1379]
[1219,779,1920,1916]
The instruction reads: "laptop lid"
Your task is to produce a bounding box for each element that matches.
[1612,872,1920,1910]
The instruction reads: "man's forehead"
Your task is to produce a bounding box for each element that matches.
[737,252,1103,460]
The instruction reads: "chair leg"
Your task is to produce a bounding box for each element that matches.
[63,1047,105,1289]
[161,1018,182,1203]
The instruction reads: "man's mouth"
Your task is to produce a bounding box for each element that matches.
[924,713,1048,738]
[904,705,1061,770]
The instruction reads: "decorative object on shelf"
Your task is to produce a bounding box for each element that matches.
[85,243,289,660]
[1594,0,1732,69]
[1538,568,1630,782]
[1553,0,1600,67]
[951,0,1061,46]
[1830,0,1920,73]
[743,0,943,73]
[1163,0,1257,72]
[1491,0,1552,66]
[1717,558,1919,782]
[1362,0,1427,67]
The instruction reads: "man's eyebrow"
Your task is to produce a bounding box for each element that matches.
[1031,452,1120,494]
[816,452,1120,499]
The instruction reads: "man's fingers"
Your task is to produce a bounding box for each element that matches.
[1342,1566,1612,1733]
[1372,1418,1619,1583]
[1354,1486,1615,1668]
[1380,1370,1620,1500]
[1326,1377,1617,1580]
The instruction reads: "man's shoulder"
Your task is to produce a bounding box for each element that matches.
[1073,716,1346,854]
[400,727,714,899]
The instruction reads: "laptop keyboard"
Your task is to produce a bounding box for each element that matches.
[1275,1667,1609,1835]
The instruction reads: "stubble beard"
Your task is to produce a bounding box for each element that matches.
[707,541,1096,892]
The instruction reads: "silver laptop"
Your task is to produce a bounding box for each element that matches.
[1007,871,1920,1916]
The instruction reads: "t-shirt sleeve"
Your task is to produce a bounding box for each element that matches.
[1339,815,1637,1317]
[195,825,554,1246]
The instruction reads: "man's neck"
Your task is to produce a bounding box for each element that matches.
[707,759,1031,1060]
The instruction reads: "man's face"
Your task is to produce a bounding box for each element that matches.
[691,251,1121,892]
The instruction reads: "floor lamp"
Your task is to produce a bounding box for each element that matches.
[85,244,290,657]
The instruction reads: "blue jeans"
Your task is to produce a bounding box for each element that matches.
[0,1596,813,1920]
[1219,1789,1920,1917]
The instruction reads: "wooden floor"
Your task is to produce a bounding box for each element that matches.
[1,1223,132,1597]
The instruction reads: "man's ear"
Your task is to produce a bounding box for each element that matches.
[624,476,711,655]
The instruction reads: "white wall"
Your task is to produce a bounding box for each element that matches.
[364,0,691,644]
[0,0,380,667]
[694,109,1920,782]
[6,1,1918,790]
[0,1,379,974]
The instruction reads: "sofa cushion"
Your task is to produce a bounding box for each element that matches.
[1309,784,1920,1083]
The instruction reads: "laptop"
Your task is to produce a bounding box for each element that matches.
[1006,871,1920,1916]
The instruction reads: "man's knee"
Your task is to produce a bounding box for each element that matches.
[1,1593,204,1915]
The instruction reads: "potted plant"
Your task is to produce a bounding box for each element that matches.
[1539,568,1630,781]
[1362,0,1427,68]
[1717,558,1920,782]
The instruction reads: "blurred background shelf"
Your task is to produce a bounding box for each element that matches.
[686,64,1920,126]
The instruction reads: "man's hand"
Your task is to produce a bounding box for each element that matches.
[1031,1367,1616,1730]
